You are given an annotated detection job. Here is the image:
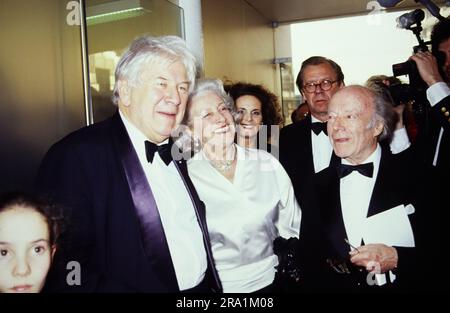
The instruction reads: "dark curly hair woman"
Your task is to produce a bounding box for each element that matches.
[227,82,283,152]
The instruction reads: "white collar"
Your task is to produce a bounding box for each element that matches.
[119,109,169,148]
[311,115,325,123]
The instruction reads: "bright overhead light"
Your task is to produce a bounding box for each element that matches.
[86,0,151,25]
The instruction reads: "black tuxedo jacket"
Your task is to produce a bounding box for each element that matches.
[413,95,450,291]
[36,112,222,292]
[279,117,317,207]
[298,147,422,292]
[280,116,330,244]
[416,95,450,174]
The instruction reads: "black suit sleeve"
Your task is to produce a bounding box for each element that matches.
[279,125,291,169]
[36,141,131,292]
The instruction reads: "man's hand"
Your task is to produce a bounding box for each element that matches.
[349,243,398,273]
[410,51,444,86]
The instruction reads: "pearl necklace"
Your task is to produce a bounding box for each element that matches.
[208,146,236,172]
[210,159,234,172]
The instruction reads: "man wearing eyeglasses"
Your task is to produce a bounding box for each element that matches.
[280,57,410,232]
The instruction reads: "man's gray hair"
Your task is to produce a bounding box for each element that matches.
[112,35,198,105]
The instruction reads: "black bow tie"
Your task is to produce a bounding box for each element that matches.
[145,140,172,165]
[311,122,328,136]
[337,162,374,178]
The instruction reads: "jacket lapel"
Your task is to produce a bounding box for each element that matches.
[302,116,315,175]
[367,148,397,218]
[174,159,222,293]
[111,112,179,291]
[317,165,350,258]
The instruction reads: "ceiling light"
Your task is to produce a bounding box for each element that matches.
[86,0,151,26]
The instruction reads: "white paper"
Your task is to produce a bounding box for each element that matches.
[362,204,415,285]
[405,203,415,215]
[362,204,415,248]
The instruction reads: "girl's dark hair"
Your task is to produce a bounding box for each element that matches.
[0,191,65,247]
[226,82,283,136]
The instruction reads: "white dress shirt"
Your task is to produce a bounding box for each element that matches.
[187,144,301,293]
[311,116,409,173]
[340,145,396,285]
[311,116,333,173]
[340,144,381,249]
[119,110,207,290]
[426,82,450,166]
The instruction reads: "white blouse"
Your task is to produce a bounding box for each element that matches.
[187,144,301,292]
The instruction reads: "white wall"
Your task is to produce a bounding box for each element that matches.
[290,8,448,92]
[178,0,204,70]
[201,0,277,91]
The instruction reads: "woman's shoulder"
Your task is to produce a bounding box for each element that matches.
[186,150,207,170]
[238,145,282,170]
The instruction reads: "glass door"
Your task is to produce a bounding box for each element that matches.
[84,0,185,123]
[277,59,302,126]
[0,0,185,191]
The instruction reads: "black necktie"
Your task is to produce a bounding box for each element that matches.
[311,122,328,136]
[145,140,172,165]
[337,162,374,178]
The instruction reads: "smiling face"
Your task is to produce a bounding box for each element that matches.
[0,206,55,293]
[188,91,235,150]
[235,95,263,140]
[301,63,343,121]
[118,59,190,143]
[327,87,383,165]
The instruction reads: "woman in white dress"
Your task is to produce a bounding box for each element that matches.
[180,79,301,293]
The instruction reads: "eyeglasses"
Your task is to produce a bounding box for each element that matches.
[303,79,338,93]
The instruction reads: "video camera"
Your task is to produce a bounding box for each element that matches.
[389,8,429,111]
[379,0,446,110]
[386,82,416,107]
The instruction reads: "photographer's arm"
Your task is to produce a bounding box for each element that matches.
[411,52,450,130]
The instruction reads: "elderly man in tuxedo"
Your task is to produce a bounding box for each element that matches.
[279,57,410,242]
[36,36,221,292]
[298,86,421,292]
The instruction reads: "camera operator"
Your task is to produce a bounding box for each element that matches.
[410,17,450,291]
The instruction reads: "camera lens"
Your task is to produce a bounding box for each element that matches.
[393,60,415,77]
